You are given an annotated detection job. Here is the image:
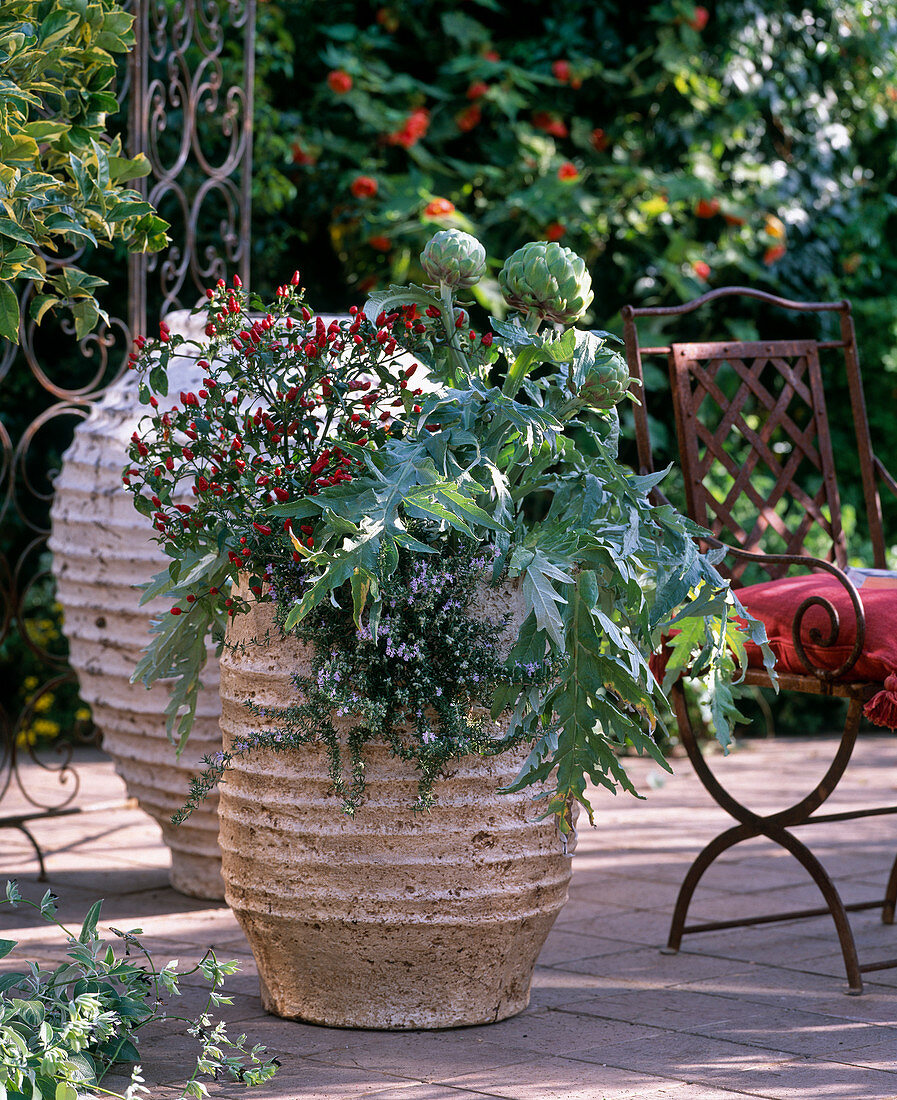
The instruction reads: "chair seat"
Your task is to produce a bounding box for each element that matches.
[737,570,897,727]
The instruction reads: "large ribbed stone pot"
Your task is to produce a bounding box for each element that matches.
[49,311,224,899]
[218,581,575,1029]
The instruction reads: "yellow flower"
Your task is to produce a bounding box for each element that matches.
[31,719,60,738]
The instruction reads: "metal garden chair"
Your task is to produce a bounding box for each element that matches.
[622,287,897,993]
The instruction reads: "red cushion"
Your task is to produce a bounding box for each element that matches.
[651,568,897,728]
[739,569,897,684]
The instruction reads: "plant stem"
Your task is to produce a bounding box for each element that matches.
[524,311,542,335]
[439,282,468,380]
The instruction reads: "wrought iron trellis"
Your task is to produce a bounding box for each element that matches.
[0,0,255,870]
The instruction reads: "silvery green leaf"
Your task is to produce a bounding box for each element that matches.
[588,327,624,345]
[489,314,536,349]
[517,549,573,650]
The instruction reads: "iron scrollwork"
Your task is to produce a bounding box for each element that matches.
[0,0,255,848]
[131,0,255,333]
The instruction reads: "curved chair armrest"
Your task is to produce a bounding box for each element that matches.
[702,541,866,683]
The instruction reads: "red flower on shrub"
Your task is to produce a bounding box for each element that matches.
[482,49,500,62]
[552,59,571,83]
[368,235,392,252]
[467,81,488,100]
[456,105,481,132]
[387,107,430,148]
[764,245,786,266]
[693,260,711,281]
[557,161,579,181]
[424,198,455,219]
[291,141,316,166]
[327,70,352,94]
[351,175,378,199]
[695,198,720,218]
[376,7,399,32]
[590,128,609,152]
[532,112,568,139]
[688,6,709,31]
[545,222,566,241]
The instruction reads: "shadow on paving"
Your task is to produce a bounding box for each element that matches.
[2,739,897,1100]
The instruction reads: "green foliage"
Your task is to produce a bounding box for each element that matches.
[125,231,775,831]
[0,881,278,1099]
[0,0,168,343]
[248,0,897,320]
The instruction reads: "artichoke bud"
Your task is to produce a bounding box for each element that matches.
[578,351,630,409]
[498,241,593,325]
[420,230,486,289]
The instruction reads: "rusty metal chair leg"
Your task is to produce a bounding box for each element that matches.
[882,855,897,925]
[663,821,753,953]
[764,822,863,994]
[664,818,864,993]
[666,684,870,993]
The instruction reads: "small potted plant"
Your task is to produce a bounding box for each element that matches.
[123,230,770,1029]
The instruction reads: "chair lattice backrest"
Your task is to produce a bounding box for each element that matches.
[669,338,843,580]
[621,289,888,582]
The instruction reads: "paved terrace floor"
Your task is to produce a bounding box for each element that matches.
[2,735,897,1100]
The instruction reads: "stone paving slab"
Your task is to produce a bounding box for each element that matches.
[1,736,896,1099]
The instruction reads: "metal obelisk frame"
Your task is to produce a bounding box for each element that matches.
[0,0,255,867]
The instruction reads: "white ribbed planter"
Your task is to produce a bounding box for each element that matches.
[49,311,224,899]
[218,582,574,1029]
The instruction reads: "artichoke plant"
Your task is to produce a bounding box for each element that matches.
[578,350,631,409]
[126,228,770,835]
[421,229,486,289]
[498,241,593,328]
